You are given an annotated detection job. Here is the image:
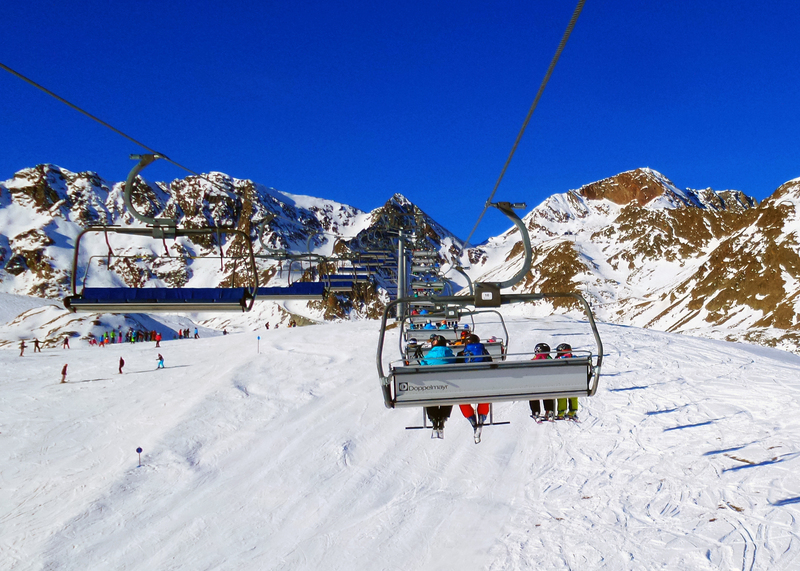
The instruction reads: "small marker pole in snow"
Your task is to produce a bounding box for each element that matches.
[257,335,260,354]
[136,447,143,467]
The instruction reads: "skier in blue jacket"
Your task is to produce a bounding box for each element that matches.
[420,335,455,438]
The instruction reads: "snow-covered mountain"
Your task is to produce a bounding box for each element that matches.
[459,168,800,352]
[0,164,461,327]
[3,164,800,353]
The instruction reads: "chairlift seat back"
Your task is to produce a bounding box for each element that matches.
[65,287,252,312]
[390,355,594,407]
[257,282,327,299]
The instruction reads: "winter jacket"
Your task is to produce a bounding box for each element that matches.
[460,342,492,363]
[420,345,455,366]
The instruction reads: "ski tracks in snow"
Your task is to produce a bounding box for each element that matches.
[4,318,800,569]
[486,321,800,570]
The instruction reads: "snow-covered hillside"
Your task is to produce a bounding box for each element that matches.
[458,168,800,353]
[0,165,466,324]
[4,162,800,352]
[3,298,800,570]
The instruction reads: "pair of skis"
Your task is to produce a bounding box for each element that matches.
[430,426,483,443]
[430,423,484,443]
[412,406,509,443]
[532,413,580,424]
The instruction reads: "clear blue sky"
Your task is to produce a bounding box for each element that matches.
[2,1,798,243]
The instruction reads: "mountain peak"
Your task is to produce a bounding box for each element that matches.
[575,168,695,207]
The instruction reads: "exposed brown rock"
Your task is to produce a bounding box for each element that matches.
[577,169,671,206]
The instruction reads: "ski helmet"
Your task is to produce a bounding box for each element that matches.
[534,342,551,355]
[556,343,572,354]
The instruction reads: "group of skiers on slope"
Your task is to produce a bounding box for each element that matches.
[264,320,297,330]
[19,338,42,355]
[88,329,163,347]
[57,354,164,383]
[413,333,579,441]
[22,344,165,383]
[19,337,68,355]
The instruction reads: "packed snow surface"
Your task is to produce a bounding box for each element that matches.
[3,304,800,570]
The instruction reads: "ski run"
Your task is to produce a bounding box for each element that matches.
[2,304,800,570]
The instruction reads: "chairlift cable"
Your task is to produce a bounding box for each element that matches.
[459,0,587,252]
[0,61,233,197]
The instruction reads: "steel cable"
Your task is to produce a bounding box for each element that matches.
[0,61,233,195]
[460,0,587,252]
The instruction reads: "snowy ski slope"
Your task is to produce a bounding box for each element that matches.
[2,311,800,570]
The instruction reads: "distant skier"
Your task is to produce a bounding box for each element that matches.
[155,333,161,348]
[194,328,199,339]
[156,354,165,369]
[119,357,125,374]
[19,340,26,357]
[60,364,68,383]
[265,322,270,330]
[63,335,70,349]
[33,338,41,352]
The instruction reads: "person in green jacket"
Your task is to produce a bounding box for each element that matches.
[555,343,579,420]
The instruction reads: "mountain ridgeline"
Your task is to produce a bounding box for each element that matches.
[1,164,799,351]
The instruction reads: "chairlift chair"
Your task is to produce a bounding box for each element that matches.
[377,202,603,413]
[378,292,602,408]
[64,155,260,313]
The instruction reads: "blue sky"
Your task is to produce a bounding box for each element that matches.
[2,1,798,242]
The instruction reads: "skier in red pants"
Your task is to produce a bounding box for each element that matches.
[459,403,490,439]
[456,334,493,443]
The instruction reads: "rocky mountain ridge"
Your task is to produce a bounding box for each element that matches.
[462,167,800,351]
[2,164,799,353]
[0,164,460,318]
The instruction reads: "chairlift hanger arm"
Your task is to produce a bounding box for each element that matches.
[123,154,178,234]
[450,265,474,296]
[488,201,531,290]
